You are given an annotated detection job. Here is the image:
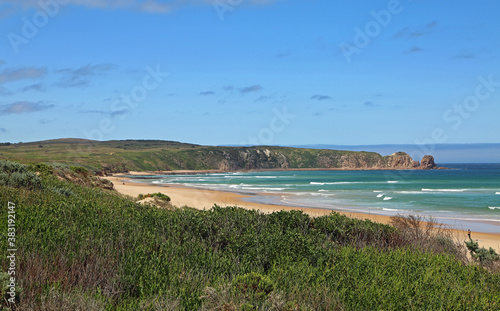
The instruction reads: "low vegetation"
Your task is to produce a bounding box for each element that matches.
[137,193,172,208]
[0,160,499,310]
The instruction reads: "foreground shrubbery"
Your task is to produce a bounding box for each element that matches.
[0,161,499,310]
[0,160,42,190]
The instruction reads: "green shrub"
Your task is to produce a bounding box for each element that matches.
[232,272,274,302]
[466,238,500,266]
[0,160,42,189]
[0,160,28,173]
[1,271,22,305]
[47,185,75,197]
[70,166,89,177]
[151,192,171,202]
[31,163,54,177]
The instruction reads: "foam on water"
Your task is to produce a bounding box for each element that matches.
[422,188,466,192]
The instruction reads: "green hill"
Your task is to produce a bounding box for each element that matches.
[0,139,435,173]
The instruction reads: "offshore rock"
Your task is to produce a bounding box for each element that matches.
[419,155,438,170]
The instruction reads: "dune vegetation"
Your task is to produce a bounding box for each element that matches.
[0,160,499,310]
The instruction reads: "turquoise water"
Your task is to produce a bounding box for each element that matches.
[130,164,500,232]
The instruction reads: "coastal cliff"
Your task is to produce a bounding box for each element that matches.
[185,147,438,171]
[0,139,440,172]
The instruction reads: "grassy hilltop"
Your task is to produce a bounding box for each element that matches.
[0,138,431,173]
[1,160,499,310]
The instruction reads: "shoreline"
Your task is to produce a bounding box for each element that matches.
[120,165,449,176]
[106,175,500,251]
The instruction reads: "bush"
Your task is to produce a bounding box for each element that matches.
[48,185,75,197]
[70,166,89,177]
[0,160,28,174]
[465,238,500,266]
[390,214,466,261]
[0,160,42,190]
[137,192,171,203]
[32,163,54,177]
[151,192,171,202]
[1,270,22,305]
[232,272,274,302]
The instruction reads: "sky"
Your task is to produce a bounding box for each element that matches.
[1,0,500,147]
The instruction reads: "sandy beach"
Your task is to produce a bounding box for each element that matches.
[106,175,500,252]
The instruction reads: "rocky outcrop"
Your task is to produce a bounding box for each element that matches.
[382,152,420,169]
[419,155,438,170]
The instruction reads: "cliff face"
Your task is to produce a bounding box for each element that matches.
[165,147,439,172]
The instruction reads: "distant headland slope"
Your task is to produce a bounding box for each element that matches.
[0,139,439,173]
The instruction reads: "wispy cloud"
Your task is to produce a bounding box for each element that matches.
[0,128,7,134]
[275,51,291,58]
[254,95,270,102]
[240,84,262,94]
[138,0,172,13]
[111,109,130,117]
[39,119,55,125]
[403,46,424,54]
[223,86,234,92]
[394,21,437,39]
[4,0,280,14]
[19,82,46,92]
[451,51,475,60]
[56,63,115,88]
[0,101,54,115]
[199,91,215,96]
[0,66,47,84]
[311,95,331,101]
[364,101,380,107]
[79,108,129,117]
[0,86,12,95]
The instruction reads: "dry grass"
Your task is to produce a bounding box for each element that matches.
[13,288,105,311]
[390,214,468,262]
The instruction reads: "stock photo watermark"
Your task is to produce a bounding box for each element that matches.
[241,107,295,146]
[213,0,243,21]
[384,74,499,184]
[414,74,499,157]
[6,201,18,304]
[339,0,403,63]
[83,64,168,142]
[65,64,168,160]
[8,0,67,54]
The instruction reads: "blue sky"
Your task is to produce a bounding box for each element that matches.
[1,0,499,146]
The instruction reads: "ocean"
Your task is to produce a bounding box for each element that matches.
[129,164,500,233]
